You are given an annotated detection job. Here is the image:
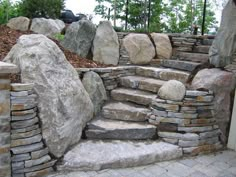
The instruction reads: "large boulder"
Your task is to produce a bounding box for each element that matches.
[61,20,96,58]
[30,18,65,37]
[7,16,30,31]
[209,0,236,67]
[191,68,235,142]
[158,80,186,101]
[4,34,94,158]
[92,21,119,65]
[123,33,155,64]
[82,71,107,115]
[150,33,172,59]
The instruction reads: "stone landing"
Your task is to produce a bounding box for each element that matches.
[57,140,183,172]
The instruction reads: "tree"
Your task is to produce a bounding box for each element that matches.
[18,0,65,19]
[0,0,20,24]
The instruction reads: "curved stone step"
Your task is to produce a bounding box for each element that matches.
[119,76,166,93]
[193,45,210,54]
[174,52,209,63]
[111,88,157,106]
[57,140,183,171]
[136,67,190,83]
[102,102,151,122]
[85,118,157,140]
[161,60,201,72]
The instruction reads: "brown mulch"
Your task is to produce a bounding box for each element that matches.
[0,25,109,68]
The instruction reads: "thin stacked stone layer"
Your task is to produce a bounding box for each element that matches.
[148,90,223,155]
[0,74,11,177]
[10,83,56,177]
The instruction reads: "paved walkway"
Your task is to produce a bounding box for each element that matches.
[48,150,236,177]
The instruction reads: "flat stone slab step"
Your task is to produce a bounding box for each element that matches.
[57,140,183,171]
[161,60,201,72]
[193,45,210,54]
[85,118,157,140]
[111,88,157,106]
[119,76,166,93]
[174,52,209,63]
[136,66,190,83]
[102,102,151,121]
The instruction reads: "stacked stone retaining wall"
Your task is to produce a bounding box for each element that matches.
[117,32,215,65]
[148,90,223,155]
[10,83,56,177]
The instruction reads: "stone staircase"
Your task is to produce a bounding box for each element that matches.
[57,66,190,172]
[84,67,190,141]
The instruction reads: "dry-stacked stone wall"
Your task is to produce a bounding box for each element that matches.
[10,83,56,177]
[117,32,215,65]
[0,74,12,177]
[148,90,223,155]
[77,66,136,96]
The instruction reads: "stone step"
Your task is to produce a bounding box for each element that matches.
[193,45,210,54]
[161,60,201,72]
[174,52,209,63]
[102,102,151,122]
[57,140,183,171]
[119,76,166,93]
[136,66,190,83]
[111,88,157,106]
[85,118,157,140]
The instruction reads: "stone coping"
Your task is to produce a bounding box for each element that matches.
[0,62,19,74]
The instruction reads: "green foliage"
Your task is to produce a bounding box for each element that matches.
[94,0,218,34]
[18,0,65,19]
[53,33,64,41]
[0,0,21,24]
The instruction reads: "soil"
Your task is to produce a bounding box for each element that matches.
[0,25,109,68]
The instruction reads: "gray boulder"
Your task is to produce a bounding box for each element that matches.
[209,0,236,67]
[7,16,30,31]
[82,71,107,115]
[61,20,96,58]
[30,18,65,37]
[158,80,186,101]
[191,68,235,142]
[4,34,94,158]
[123,33,155,64]
[92,21,119,65]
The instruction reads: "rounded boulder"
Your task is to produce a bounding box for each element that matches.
[158,80,186,101]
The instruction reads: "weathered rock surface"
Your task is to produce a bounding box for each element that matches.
[92,21,119,65]
[123,33,155,64]
[158,80,186,101]
[85,118,157,140]
[7,16,30,31]
[191,68,235,141]
[82,71,107,115]
[102,102,150,121]
[57,140,183,171]
[209,0,236,67]
[4,34,94,158]
[151,33,172,59]
[30,18,65,37]
[61,20,96,58]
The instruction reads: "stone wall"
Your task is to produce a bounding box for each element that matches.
[117,32,215,65]
[0,62,19,177]
[147,90,223,155]
[10,83,56,177]
[77,66,136,96]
